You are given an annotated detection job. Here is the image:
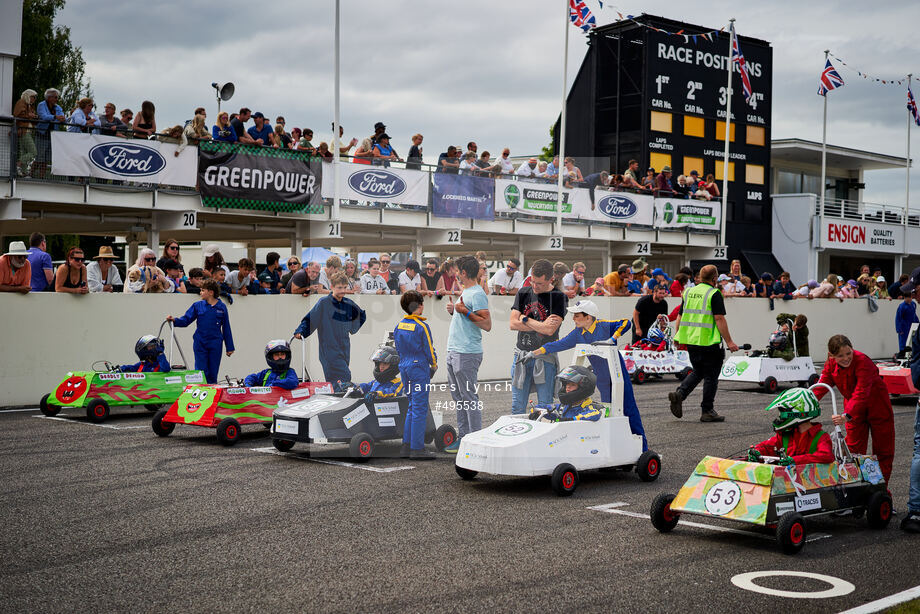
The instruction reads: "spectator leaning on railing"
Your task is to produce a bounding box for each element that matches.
[26,232,53,292]
[406,134,423,170]
[86,246,123,293]
[68,97,99,134]
[132,100,156,139]
[177,114,210,155]
[56,246,89,294]
[125,249,172,294]
[99,102,128,136]
[212,111,237,143]
[0,241,32,294]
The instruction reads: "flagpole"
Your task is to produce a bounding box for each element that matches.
[906,73,912,230]
[720,18,734,248]
[332,0,341,223]
[556,0,569,236]
[820,50,829,217]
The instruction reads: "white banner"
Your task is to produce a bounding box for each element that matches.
[819,219,904,254]
[653,197,722,231]
[321,161,429,206]
[494,178,584,218]
[51,133,197,187]
[584,189,655,226]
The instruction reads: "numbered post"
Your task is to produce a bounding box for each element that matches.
[549,235,563,251]
[687,245,729,261]
[310,220,342,239]
[521,235,564,252]
[632,242,651,257]
[155,210,199,231]
[419,229,462,246]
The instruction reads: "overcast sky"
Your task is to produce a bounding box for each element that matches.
[58,0,920,206]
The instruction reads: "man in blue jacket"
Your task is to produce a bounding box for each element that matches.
[294,272,366,385]
[243,340,299,389]
[394,290,438,460]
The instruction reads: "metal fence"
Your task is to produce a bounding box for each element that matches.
[818,196,920,227]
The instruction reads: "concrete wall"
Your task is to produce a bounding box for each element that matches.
[0,292,901,407]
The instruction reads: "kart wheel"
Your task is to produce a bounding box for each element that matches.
[273,439,295,452]
[650,493,680,532]
[455,465,478,480]
[434,424,458,452]
[675,367,692,381]
[637,450,662,482]
[633,369,646,385]
[776,512,807,554]
[349,433,374,460]
[39,393,60,417]
[866,491,893,529]
[551,463,579,497]
[763,376,779,394]
[216,418,242,446]
[86,398,110,423]
[808,373,820,387]
[151,410,174,437]
[144,404,163,412]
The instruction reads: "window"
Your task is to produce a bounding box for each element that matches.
[745,164,765,185]
[715,160,735,182]
[649,153,671,174]
[746,125,765,146]
[683,156,704,177]
[715,120,735,142]
[777,171,800,193]
[683,116,705,138]
[650,111,672,133]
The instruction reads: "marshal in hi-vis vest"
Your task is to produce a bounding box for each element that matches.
[674,283,721,346]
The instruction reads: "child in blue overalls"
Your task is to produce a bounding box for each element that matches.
[393,290,437,460]
[357,344,403,400]
[119,335,171,373]
[167,279,234,383]
[243,339,299,389]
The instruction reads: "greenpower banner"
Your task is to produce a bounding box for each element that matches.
[198,142,324,213]
[493,178,584,218]
[654,198,721,230]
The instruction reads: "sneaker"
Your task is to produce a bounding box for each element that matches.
[900,512,920,533]
[443,440,461,454]
[700,409,725,423]
[668,391,683,418]
[399,443,411,458]
[409,449,436,461]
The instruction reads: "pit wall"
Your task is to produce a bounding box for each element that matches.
[0,293,900,408]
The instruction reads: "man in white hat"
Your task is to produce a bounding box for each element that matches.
[0,241,32,293]
[87,245,124,293]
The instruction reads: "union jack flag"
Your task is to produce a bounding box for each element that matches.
[569,0,596,33]
[730,23,754,104]
[817,59,845,96]
[909,87,920,126]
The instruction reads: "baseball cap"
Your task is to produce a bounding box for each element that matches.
[567,300,599,318]
[374,121,386,130]
[252,111,265,119]
[876,275,886,283]
[806,279,819,289]
[900,266,920,294]
[203,244,221,258]
[651,268,670,280]
[847,279,858,287]
[377,132,391,141]
[718,274,732,282]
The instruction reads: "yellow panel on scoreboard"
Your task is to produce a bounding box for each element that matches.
[649,153,671,174]
[683,156,704,177]
[745,164,765,185]
[746,125,766,146]
[715,121,736,142]
[683,116,705,138]
[715,160,735,182]
[650,111,672,133]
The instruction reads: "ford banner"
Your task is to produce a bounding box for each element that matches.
[431,173,494,220]
[50,133,197,187]
[321,161,429,206]
[198,142,324,213]
[584,190,655,226]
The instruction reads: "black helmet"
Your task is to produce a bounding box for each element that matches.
[769,331,788,351]
[557,365,596,405]
[370,345,400,383]
[264,339,292,373]
[135,335,164,361]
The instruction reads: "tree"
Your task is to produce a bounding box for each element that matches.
[540,124,557,162]
[12,0,91,113]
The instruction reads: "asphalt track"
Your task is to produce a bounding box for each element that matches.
[1,377,918,613]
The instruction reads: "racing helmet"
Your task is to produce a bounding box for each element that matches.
[135,335,164,361]
[370,345,400,383]
[556,365,597,406]
[765,388,821,430]
[647,327,666,345]
[769,330,788,351]
[264,339,292,373]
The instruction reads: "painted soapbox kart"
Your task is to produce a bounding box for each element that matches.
[454,339,660,496]
[40,321,205,423]
[152,338,333,446]
[876,323,918,397]
[719,320,817,393]
[650,384,892,554]
[620,315,692,384]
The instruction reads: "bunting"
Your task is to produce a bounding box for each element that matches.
[828,52,914,87]
[608,7,723,42]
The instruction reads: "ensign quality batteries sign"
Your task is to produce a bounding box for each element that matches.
[819,219,905,253]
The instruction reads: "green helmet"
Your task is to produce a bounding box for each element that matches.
[765,387,820,430]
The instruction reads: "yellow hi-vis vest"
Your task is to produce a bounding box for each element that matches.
[674,283,721,346]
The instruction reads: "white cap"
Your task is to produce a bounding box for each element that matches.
[876,275,886,283]
[567,300,599,318]
[203,243,221,257]
[3,241,29,257]
[717,274,732,282]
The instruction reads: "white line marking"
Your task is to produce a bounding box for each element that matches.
[837,585,920,614]
[732,571,855,599]
[587,502,831,542]
[251,447,415,472]
[33,415,148,430]
[0,407,42,413]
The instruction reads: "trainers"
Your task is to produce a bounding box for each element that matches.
[399,443,411,458]
[409,449,436,461]
[668,391,683,418]
[443,440,461,454]
[901,512,920,533]
[700,409,725,423]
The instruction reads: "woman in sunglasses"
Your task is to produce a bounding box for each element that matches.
[124,248,173,293]
[281,257,301,290]
[54,246,89,294]
[157,239,184,274]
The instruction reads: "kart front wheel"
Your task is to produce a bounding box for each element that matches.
[349,433,374,461]
[763,376,779,394]
[776,512,807,554]
[551,463,579,497]
[434,424,458,452]
[39,393,60,417]
[650,493,679,532]
[633,369,647,385]
[216,418,242,446]
[273,439,295,452]
[151,410,174,437]
[637,450,662,482]
[86,398,110,423]
[866,491,893,529]
[455,465,478,480]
